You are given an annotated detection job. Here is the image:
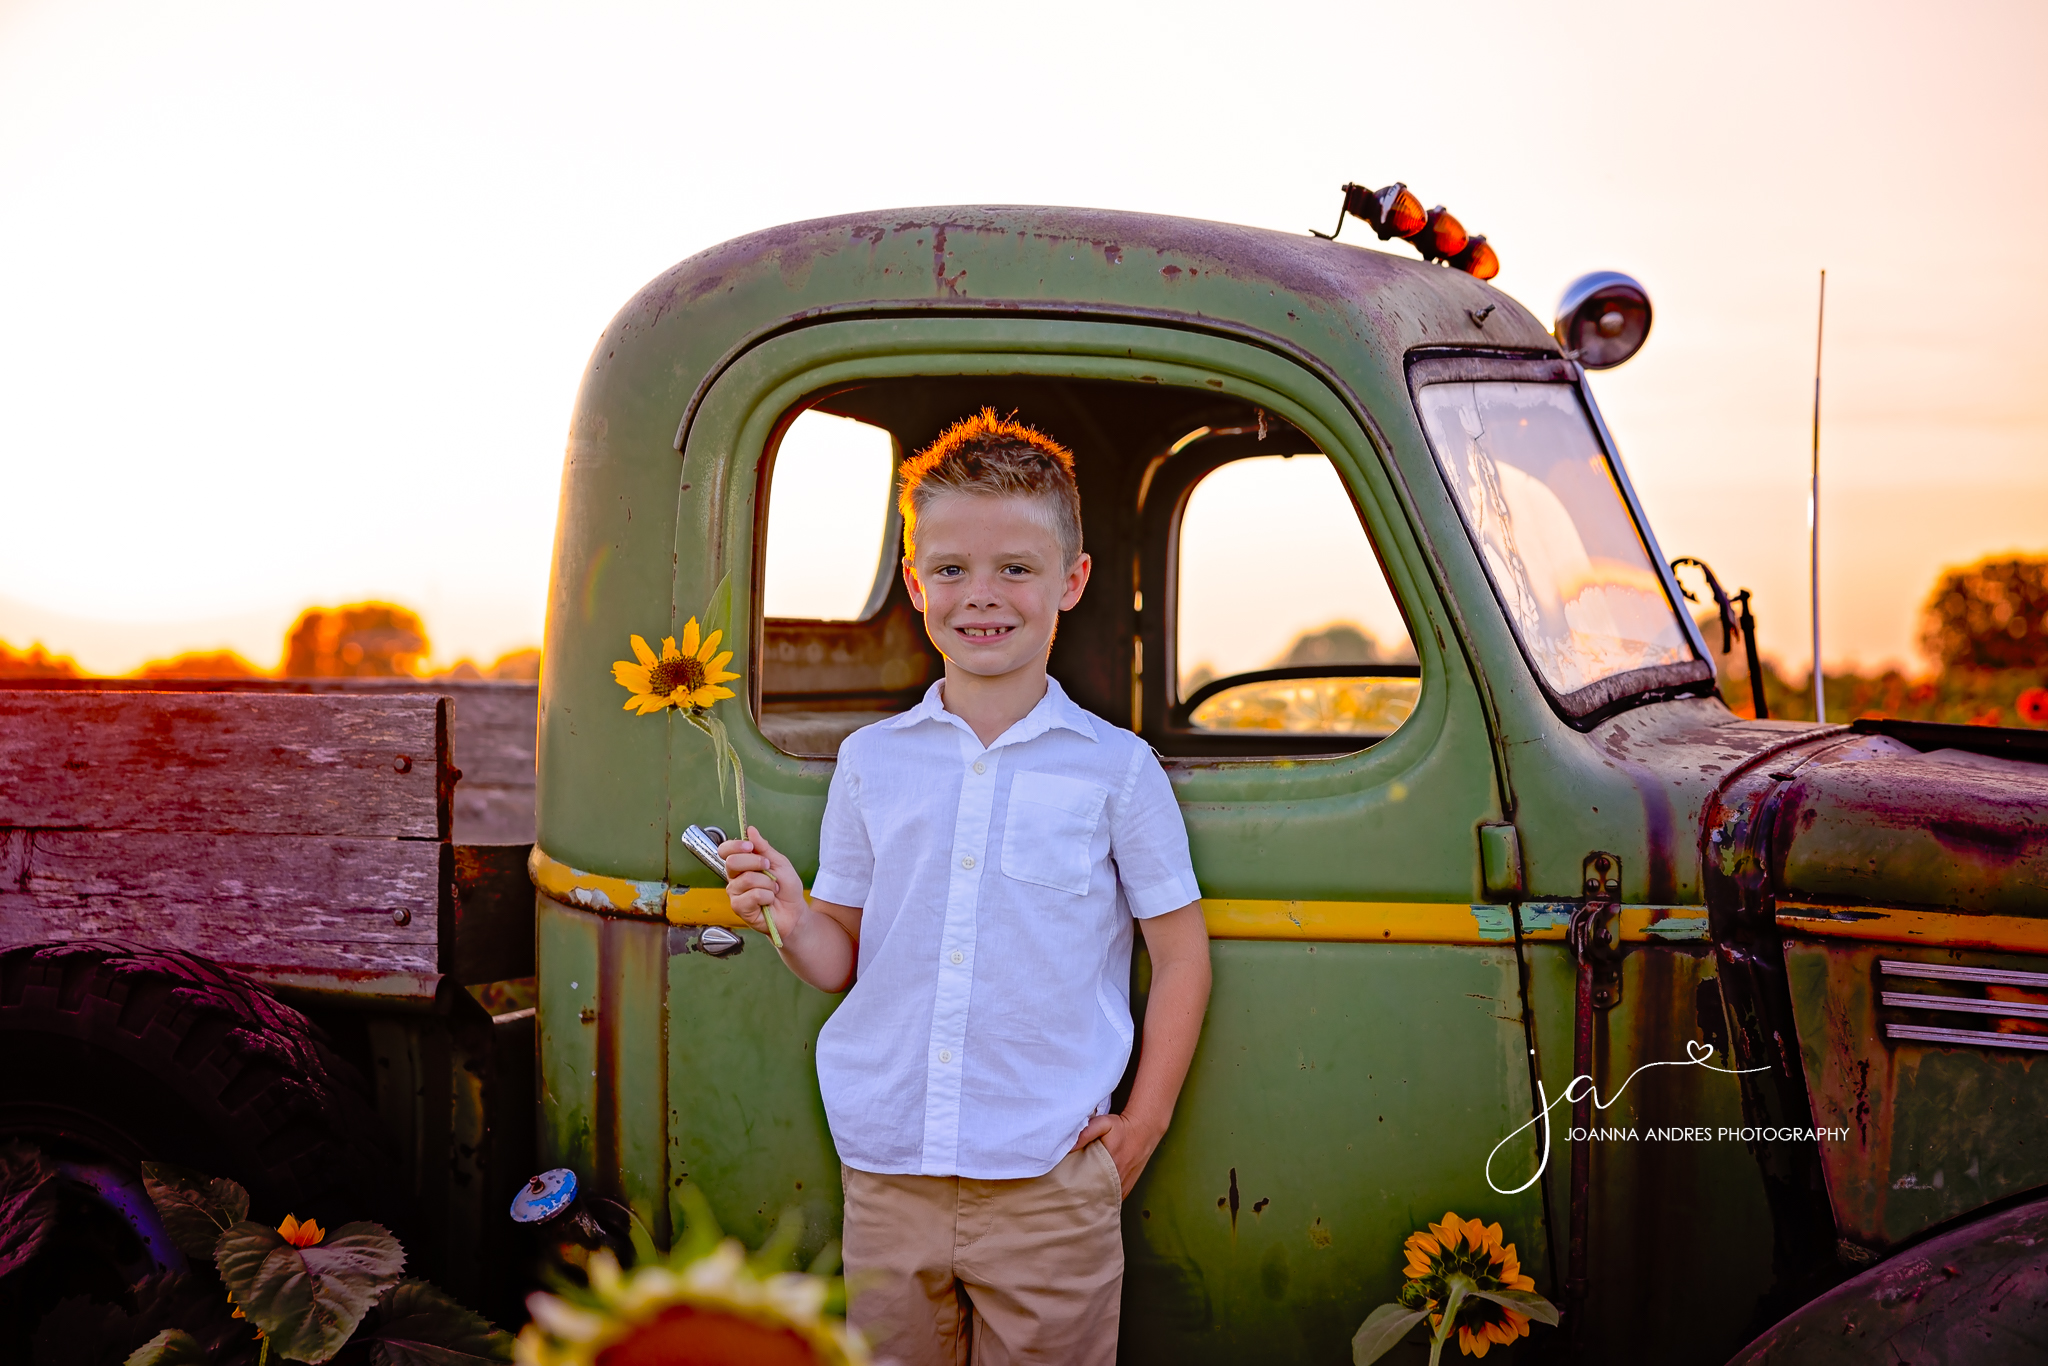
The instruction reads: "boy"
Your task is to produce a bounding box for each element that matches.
[721,408,1212,1365]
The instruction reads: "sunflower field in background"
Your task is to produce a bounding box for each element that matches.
[1703,552,2048,727]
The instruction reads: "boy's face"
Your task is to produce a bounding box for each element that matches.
[902,491,1091,683]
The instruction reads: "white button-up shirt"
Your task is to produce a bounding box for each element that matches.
[810,678,1202,1179]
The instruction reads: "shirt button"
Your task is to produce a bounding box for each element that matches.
[939,1049,953,1063]
[961,855,976,869]
[950,950,964,964]
[973,761,986,774]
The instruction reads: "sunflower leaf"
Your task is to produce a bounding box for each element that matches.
[704,711,746,834]
[123,1328,214,1366]
[1351,1303,1427,1366]
[215,1220,405,1363]
[141,1163,250,1261]
[668,1183,725,1265]
[1467,1286,1560,1326]
[357,1279,513,1365]
[699,572,734,647]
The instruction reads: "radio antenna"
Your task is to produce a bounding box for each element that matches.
[1809,270,1827,723]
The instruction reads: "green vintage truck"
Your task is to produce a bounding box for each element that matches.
[523,194,2048,1363]
[4,188,2044,1364]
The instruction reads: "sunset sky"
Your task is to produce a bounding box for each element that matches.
[2,0,2043,677]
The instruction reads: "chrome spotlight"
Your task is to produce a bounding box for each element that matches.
[1554,271,1652,369]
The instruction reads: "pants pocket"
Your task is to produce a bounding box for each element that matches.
[1089,1139,1124,1202]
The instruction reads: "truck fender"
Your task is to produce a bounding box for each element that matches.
[1726,1191,2048,1363]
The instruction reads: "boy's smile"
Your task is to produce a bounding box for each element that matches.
[903,491,1091,688]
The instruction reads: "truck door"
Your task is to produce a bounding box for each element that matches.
[661,317,1547,1366]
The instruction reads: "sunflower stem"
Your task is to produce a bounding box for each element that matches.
[688,710,776,946]
[1430,1273,1474,1366]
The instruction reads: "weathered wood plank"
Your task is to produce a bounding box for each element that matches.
[439,683,537,789]
[0,691,448,838]
[444,683,535,843]
[0,829,441,975]
[453,787,536,846]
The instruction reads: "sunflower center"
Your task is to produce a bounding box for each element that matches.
[648,655,707,697]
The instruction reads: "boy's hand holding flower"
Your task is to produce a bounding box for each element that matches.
[721,827,812,945]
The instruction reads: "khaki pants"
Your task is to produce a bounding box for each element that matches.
[840,1142,1125,1366]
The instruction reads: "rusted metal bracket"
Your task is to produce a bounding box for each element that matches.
[1565,851,1622,1349]
[1571,853,1625,1010]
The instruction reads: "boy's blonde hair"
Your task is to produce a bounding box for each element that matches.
[899,409,1083,568]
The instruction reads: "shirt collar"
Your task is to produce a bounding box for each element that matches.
[883,677,1098,748]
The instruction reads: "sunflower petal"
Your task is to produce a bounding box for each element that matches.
[706,650,735,672]
[680,618,700,658]
[696,628,723,662]
[660,636,680,660]
[689,685,735,707]
[631,635,658,667]
[614,661,651,692]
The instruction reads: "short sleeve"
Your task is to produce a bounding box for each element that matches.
[1107,741,1202,919]
[809,744,873,907]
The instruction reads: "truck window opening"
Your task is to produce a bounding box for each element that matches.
[1174,453,1419,740]
[761,410,897,622]
[751,375,1419,761]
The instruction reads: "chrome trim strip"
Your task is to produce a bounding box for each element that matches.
[1881,959,2048,989]
[1882,991,2048,1021]
[1886,1023,2048,1052]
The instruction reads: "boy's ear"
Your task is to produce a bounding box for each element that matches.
[902,557,927,612]
[1059,551,1092,612]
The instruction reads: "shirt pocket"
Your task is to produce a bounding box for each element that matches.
[1001,770,1108,897]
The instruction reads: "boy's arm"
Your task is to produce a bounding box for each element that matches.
[721,826,862,993]
[1072,900,1212,1198]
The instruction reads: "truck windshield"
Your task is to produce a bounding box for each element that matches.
[1414,381,1693,699]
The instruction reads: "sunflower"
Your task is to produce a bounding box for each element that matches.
[614,618,740,715]
[516,1243,867,1366]
[277,1213,325,1248]
[1400,1212,1537,1358]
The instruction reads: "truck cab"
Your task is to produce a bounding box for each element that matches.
[515,202,2048,1363]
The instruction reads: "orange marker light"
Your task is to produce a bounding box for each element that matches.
[1341,182,1428,240]
[1450,235,1499,280]
[1408,206,1469,261]
[1380,185,1427,239]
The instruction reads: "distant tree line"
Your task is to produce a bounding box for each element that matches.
[0,602,539,681]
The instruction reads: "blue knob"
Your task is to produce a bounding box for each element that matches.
[510,1167,577,1223]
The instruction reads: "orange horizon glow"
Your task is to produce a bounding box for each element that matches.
[1,1,2042,680]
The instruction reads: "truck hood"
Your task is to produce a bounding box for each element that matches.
[1698,718,2048,920]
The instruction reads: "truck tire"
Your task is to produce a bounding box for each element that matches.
[0,941,400,1233]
